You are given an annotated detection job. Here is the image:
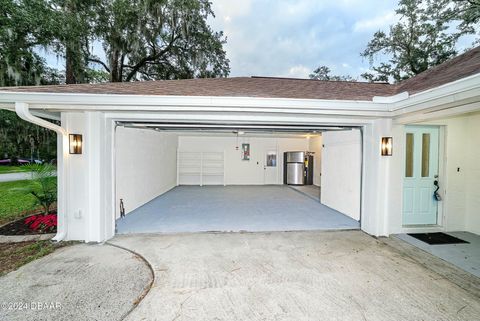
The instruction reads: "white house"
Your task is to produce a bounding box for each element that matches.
[0,47,479,243]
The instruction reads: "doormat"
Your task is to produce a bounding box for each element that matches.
[407,232,469,245]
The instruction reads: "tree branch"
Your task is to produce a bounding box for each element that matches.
[124,34,181,81]
[87,57,111,73]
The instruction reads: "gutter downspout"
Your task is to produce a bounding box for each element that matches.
[15,102,68,241]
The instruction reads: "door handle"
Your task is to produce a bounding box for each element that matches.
[433,180,442,201]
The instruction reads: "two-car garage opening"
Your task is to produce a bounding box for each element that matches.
[114,122,362,234]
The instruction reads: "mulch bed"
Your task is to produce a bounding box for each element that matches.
[0,212,57,236]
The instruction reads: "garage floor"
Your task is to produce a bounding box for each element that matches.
[290,185,321,201]
[116,185,359,234]
[110,230,480,321]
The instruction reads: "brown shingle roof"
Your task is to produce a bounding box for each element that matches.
[1,46,479,101]
[396,46,480,94]
[0,76,396,101]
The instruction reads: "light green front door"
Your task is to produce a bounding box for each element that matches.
[403,126,440,225]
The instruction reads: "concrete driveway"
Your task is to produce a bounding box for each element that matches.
[0,243,152,321]
[110,230,480,321]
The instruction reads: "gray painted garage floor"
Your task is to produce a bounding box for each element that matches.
[395,232,480,278]
[116,185,359,234]
[290,184,321,201]
[110,230,480,321]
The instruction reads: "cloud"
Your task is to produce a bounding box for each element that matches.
[353,11,397,32]
[209,0,400,78]
[283,65,311,78]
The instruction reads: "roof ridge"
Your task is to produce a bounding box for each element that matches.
[251,76,393,85]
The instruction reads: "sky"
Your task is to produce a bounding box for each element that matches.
[43,0,475,81]
[207,0,400,79]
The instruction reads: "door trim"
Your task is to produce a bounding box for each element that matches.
[401,125,445,228]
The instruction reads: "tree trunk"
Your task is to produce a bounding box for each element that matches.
[65,47,76,84]
[110,50,122,82]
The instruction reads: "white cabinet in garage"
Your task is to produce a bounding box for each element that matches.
[177,151,225,186]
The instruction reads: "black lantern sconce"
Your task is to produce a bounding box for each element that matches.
[69,134,83,154]
[381,137,393,156]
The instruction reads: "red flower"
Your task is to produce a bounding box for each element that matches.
[24,214,57,232]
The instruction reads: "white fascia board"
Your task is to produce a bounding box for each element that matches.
[394,101,480,124]
[52,105,390,118]
[372,91,409,103]
[390,73,480,114]
[0,91,387,112]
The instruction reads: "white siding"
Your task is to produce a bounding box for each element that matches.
[115,127,178,217]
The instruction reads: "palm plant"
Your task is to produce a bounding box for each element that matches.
[22,163,57,215]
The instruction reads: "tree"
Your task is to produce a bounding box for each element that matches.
[361,0,461,83]
[0,0,230,85]
[309,66,356,81]
[0,110,57,161]
[0,0,63,86]
[361,0,480,83]
[448,0,480,36]
[88,0,229,82]
[53,0,98,84]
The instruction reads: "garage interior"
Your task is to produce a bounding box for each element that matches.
[114,123,362,234]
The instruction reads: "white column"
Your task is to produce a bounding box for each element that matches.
[62,111,115,242]
[361,118,393,237]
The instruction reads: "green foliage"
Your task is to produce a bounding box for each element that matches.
[17,164,57,215]
[0,166,30,174]
[90,0,230,81]
[309,65,356,81]
[0,178,55,224]
[361,0,479,83]
[0,0,230,85]
[441,0,480,37]
[0,110,57,161]
[361,0,461,82]
[0,0,64,86]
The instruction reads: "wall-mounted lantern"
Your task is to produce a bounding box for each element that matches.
[69,134,83,154]
[381,137,393,156]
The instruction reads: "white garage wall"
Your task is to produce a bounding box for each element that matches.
[321,129,361,221]
[308,135,322,186]
[178,136,309,185]
[115,127,178,217]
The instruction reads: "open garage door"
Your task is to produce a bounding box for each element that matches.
[114,122,362,234]
[321,129,362,221]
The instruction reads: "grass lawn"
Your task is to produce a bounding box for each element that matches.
[0,178,56,225]
[0,241,73,276]
[0,166,30,174]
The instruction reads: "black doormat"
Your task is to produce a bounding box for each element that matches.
[408,232,469,245]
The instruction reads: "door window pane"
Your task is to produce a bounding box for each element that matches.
[422,134,430,177]
[405,133,414,177]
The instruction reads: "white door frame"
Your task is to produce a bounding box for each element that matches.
[397,124,447,234]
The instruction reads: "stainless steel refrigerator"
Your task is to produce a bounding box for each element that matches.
[285,151,305,185]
